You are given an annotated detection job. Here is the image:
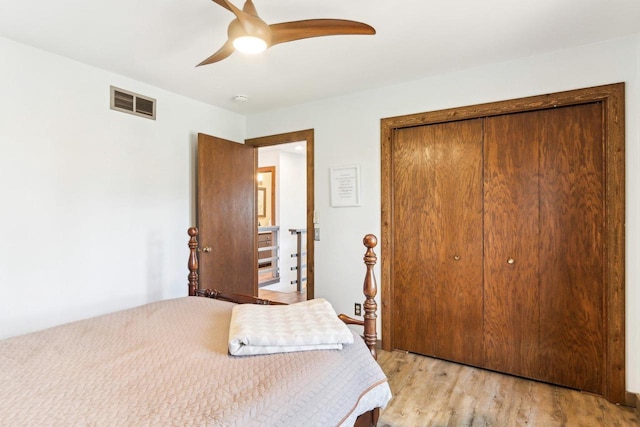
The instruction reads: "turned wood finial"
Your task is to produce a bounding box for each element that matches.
[188,227,199,296]
[362,234,378,360]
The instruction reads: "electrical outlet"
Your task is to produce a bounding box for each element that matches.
[314,227,320,241]
[354,303,362,316]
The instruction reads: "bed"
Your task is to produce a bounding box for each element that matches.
[0,229,391,426]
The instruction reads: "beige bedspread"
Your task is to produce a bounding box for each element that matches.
[0,297,390,426]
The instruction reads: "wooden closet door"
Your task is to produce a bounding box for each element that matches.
[484,104,605,393]
[537,103,604,393]
[392,119,484,365]
[483,112,541,379]
[392,125,437,357]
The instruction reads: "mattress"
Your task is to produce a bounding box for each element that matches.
[0,297,391,426]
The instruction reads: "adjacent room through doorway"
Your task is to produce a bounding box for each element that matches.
[257,141,308,302]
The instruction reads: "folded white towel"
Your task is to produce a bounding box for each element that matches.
[228,298,354,356]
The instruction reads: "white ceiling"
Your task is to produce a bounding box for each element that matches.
[1,0,639,114]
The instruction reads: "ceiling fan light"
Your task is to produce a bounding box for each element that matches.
[233,36,267,54]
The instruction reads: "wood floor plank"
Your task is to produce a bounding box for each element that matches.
[377,350,637,426]
[257,289,306,304]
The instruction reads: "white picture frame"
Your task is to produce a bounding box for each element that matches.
[330,164,361,207]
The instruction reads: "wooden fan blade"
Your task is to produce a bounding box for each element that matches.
[270,19,375,46]
[241,0,259,18]
[197,40,235,66]
[211,0,233,13]
[213,0,269,40]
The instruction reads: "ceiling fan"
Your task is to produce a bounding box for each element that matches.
[198,0,376,66]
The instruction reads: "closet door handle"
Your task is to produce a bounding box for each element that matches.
[507,257,515,265]
[453,255,461,261]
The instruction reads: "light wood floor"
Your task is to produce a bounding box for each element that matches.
[257,288,306,304]
[377,350,638,426]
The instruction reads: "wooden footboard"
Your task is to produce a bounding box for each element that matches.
[188,227,378,355]
[187,227,381,425]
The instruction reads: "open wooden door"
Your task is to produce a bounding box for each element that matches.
[197,133,257,296]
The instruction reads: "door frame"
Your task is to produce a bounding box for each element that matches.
[246,129,315,299]
[380,83,625,403]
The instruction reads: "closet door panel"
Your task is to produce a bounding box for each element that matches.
[537,103,605,393]
[434,119,484,366]
[483,113,540,378]
[392,120,483,362]
[392,126,439,355]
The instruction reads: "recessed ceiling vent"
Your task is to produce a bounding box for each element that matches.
[110,86,156,120]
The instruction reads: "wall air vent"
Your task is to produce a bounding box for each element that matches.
[110,86,156,120]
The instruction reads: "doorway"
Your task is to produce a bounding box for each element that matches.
[246,129,315,301]
[256,143,306,295]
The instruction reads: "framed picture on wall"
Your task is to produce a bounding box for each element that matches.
[330,164,361,207]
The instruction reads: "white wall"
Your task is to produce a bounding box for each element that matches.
[0,36,245,338]
[246,34,640,393]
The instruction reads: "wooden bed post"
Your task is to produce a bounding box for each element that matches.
[188,227,199,296]
[338,234,381,362]
[362,234,378,360]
